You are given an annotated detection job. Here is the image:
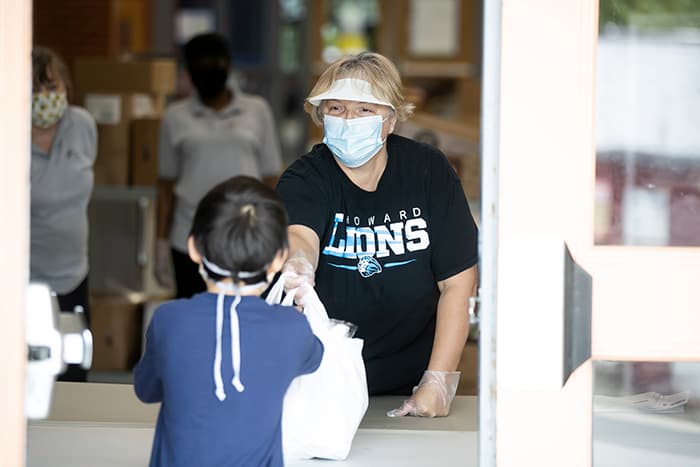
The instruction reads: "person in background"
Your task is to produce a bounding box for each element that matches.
[276,52,479,417]
[30,47,97,382]
[155,32,283,298]
[135,176,323,467]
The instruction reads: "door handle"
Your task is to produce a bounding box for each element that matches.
[58,305,93,370]
[25,283,93,419]
[26,283,63,419]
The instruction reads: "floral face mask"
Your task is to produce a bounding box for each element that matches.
[32,91,67,129]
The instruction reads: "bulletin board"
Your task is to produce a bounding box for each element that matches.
[398,0,472,63]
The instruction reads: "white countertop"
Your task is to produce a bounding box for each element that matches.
[27,423,476,467]
[593,410,700,467]
[27,383,477,467]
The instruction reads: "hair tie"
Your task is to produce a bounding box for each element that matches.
[241,204,256,224]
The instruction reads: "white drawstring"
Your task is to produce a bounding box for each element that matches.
[230,295,245,392]
[214,293,226,401]
[201,256,270,401]
[213,293,247,402]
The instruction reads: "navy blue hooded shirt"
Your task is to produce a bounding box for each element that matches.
[134,293,324,467]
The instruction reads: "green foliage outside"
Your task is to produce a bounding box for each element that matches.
[599,0,700,30]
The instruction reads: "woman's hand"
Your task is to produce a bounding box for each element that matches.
[388,267,475,417]
[282,252,315,289]
[284,225,320,293]
[387,371,461,418]
[282,252,316,307]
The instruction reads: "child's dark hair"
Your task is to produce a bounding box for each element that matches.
[190,176,288,283]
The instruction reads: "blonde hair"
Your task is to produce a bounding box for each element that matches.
[305,52,414,126]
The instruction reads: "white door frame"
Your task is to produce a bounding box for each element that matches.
[478,0,500,465]
[480,1,599,466]
[0,0,32,465]
[481,1,700,466]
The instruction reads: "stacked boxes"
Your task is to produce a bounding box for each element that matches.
[73,58,176,371]
[130,118,161,186]
[73,58,176,186]
[90,295,143,371]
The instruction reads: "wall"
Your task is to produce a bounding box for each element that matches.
[33,0,115,65]
[33,0,152,68]
[0,0,31,465]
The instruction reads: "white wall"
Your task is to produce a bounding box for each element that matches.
[0,0,31,465]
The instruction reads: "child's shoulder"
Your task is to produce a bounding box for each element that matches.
[149,294,211,325]
[154,296,200,312]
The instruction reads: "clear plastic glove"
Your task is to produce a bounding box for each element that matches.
[386,371,461,418]
[154,238,174,289]
[282,253,315,301]
[281,280,316,310]
[290,282,317,309]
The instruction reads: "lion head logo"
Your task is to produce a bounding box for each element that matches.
[357,255,382,278]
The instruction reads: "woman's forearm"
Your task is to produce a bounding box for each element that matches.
[287,225,321,269]
[428,265,478,371]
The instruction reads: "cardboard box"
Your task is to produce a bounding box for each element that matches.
[130,118,161,186]
[73,58,177,95]
[456,341,478,395]
[85,93,163,185]
[90,295,143,371]
[73,58,174,186]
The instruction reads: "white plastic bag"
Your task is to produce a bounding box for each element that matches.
[266,274,368,461]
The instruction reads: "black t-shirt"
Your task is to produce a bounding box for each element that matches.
[276,134,478,395]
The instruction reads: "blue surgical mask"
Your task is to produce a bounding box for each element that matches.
[323,114,387,168]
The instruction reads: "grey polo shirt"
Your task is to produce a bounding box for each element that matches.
[158,86,282,252]
[30,106,97,294]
